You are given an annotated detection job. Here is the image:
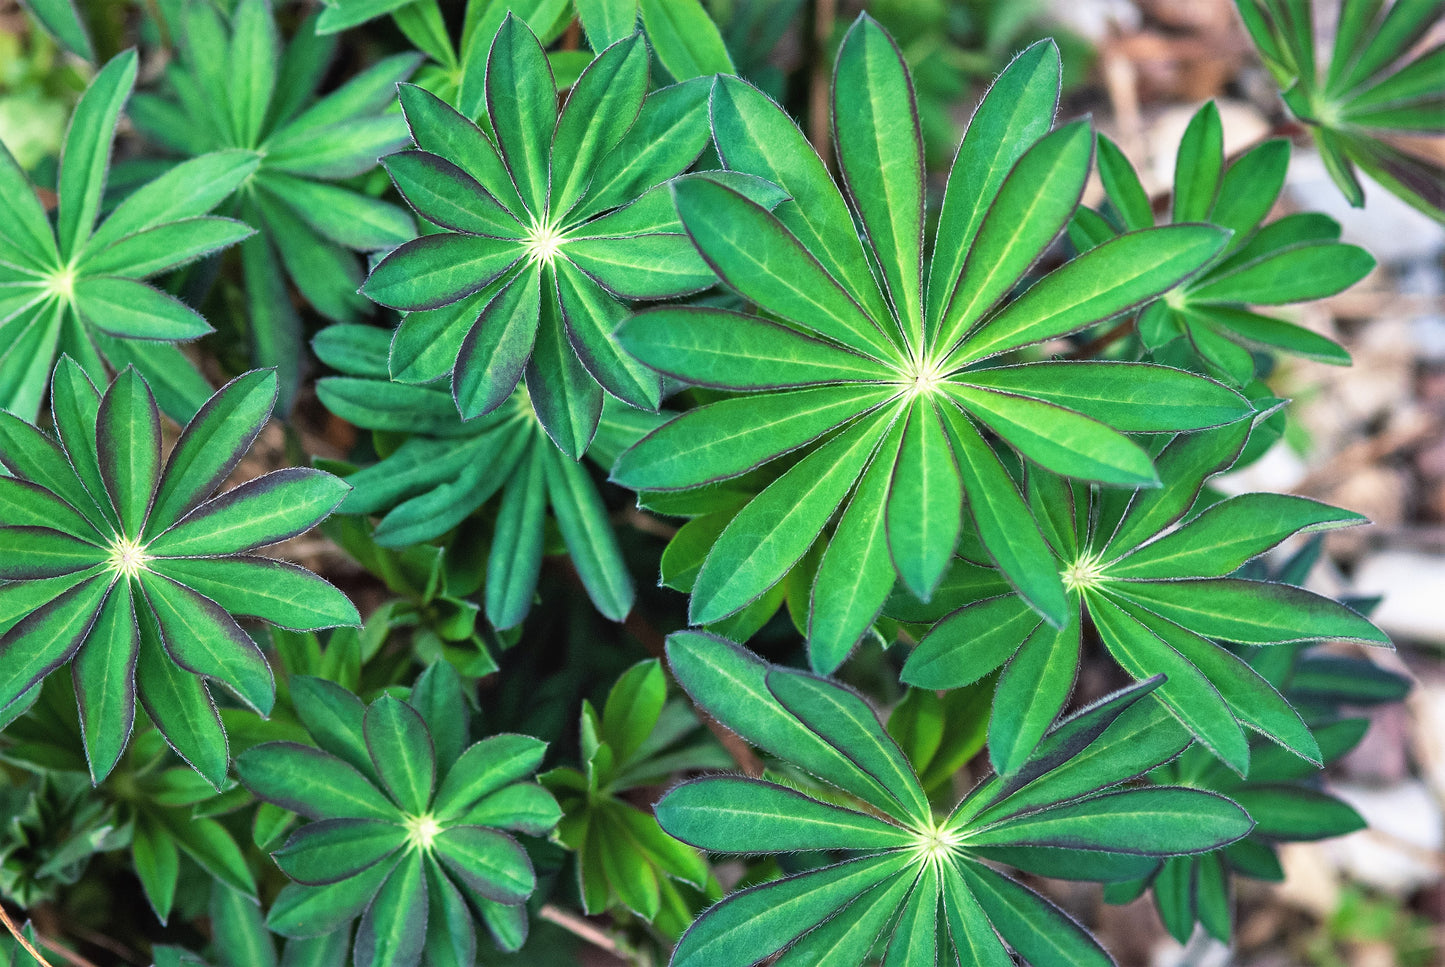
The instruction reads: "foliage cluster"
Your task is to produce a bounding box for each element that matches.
[0,1,1433,965]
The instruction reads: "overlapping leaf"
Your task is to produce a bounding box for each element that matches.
[361,17,740,458]
[314,323,657,627]
[1235,0,1445,220]
[1073,101,1375,385]
[0,362,356,786]
[614,16,1250,671]
[655,632,1253,967]
[236,662,560,964]
[902,419,1390,778]
[128,0,420,407]
[0,49,255,421]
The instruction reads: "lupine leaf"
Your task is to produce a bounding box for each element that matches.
[57,50,136,258]
[147,468,349,555]
[234,743,396,820]
[364,695,435,814]
[273,819,406,886]
[140,571,275,715]
[72,581,139,782]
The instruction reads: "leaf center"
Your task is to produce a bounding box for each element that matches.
[910,819,962,868]
[404,812,443,852]
[898,357,947,398]
[523,218,564,267]
[44,263,79,303]
[106,536,150,579]
[1061,549,1107,593]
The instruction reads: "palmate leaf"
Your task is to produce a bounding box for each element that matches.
[655,632,1252,967]
[237,662,559,965]
[127,0,420,409]
[0,362,356,786]
[614,16,1249,671]
[362,17,724,458]
[0,50,255,422]
[1076,102,1373,386]
[1234,0,1445,221]
[314,322,658,627]
[902,419,1389,779]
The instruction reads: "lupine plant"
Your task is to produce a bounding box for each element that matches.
[0,50,254,420]
[1072,101,1375,385]
[1234,0,1445,220]
[129,0,420,405]
[0,363,355,785]
[0,3,1422,966]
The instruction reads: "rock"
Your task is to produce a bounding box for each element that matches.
[1049,0,1141,42]
[1332,317,1416,427]
[1410,315,1445,364]
[1149,931,1231,967]
[1340,702,1414,784]
[1277,841,1343,918]
[1325,780,1444,896]
[1287,152,1445,266]
[1354,551,1445,645]
[1410,681,1445,805]
[1212,443,1309,496]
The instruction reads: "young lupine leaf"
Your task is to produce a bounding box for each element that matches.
[1104,544,1409,944]
[542,660,722,933]
[658,632,1253,967]
[361,18,718,456]
[127,0,419,409]
[1077,102,1374,385]
[902,420,1388,778]
[0,362,357,786]
[315,322,661,627]
[1234,0,1444,221]
[0,51,255,421]
[238,675,558,964]
[615,18,1247,670]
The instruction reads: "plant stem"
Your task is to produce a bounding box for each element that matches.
[0,904,55,967]
[808,0,837,166]
[1068,316,1136,360]
[539,903,625,958]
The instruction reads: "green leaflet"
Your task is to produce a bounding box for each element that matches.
[690,409,890,625]
[625,16,1244,655]
[832,16,925,346]
[1105,564,1397,943]
[660,635,1251,966]
[365,695,436,815]
[0,366,354,783]
[127,2,418,407]
[543,660,720,930]
[317,327,655,629]
[637,0,733,81]
[240,679,556,967]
